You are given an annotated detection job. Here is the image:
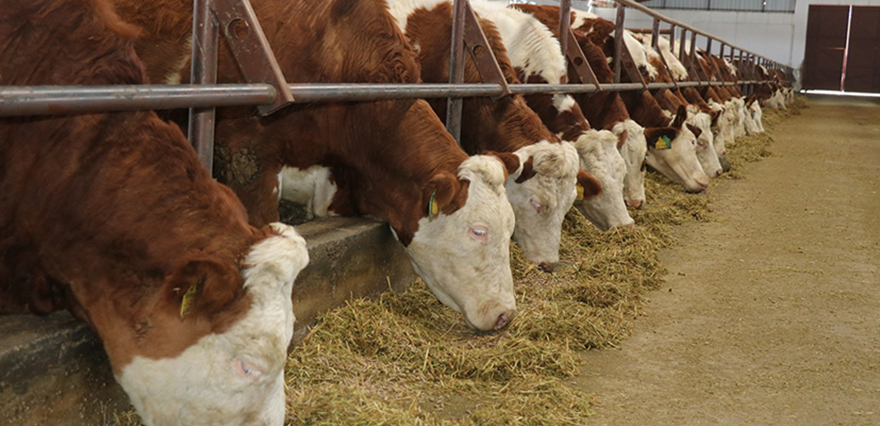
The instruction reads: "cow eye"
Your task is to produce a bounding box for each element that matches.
[468,226,488,243]
[529,197,543,214]
[234,358,263,382]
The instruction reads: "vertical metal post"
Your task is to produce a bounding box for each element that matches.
[678,28,687,62]
[559,0,572,63]
[188,0,219,174]
[446,0,466,144]
[612,2,625,84]
[651,18,660,51]
[669,24,676,58]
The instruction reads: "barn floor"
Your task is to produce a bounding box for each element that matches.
[574,95,880,425]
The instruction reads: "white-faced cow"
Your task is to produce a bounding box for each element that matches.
[385,0,602,271]
[113,0,518,331]
[0,1,309,425]
[468,0,634,231]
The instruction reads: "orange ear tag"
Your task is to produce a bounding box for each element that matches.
[180,284,198,318]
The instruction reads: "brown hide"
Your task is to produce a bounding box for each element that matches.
[0,0,265,371]
[114,0,473,246]
[402,3,557,154]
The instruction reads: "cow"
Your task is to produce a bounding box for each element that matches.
[630,35,724,177]
[0,1,310,425]
[113,0,519,331]
[384,0,601,271]
[467,0,634,232]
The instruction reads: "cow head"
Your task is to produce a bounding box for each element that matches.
[502,141,591,272]
[709,101,736,168]
[117,223,309,426]
[404,155,517,331]
[645,105,710,193]
[686,112,723,178]
[612,119,649,209]
[572,129,633,230]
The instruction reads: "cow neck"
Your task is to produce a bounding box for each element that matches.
[620,90,675,129]
[521,75,592,142]
[112,0,196,84]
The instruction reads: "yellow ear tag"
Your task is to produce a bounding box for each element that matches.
[655,135,672,150]
[429,189,439,221]
[180,284,198,318]
[575,183,585,205]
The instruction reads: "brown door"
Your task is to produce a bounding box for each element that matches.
[803,5,849,91]
[844,6,880,93]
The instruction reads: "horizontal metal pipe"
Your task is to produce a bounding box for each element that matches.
[0,81,774,116]
[0,84,276,116]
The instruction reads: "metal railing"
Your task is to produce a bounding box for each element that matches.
[0,0,792,171]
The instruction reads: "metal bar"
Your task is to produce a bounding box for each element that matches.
[563,28,602,90]
[558,0,572,66]
[613,3,625,84]
[0,81,777,117]
[446,0,467,143]
[652,19,679,90]
[461,0,511,99]
[188,0,219,173]
[613,0,786,68]
[211,0,293,115]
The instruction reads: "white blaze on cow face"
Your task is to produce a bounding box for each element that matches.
[709,101,735,159]
[687,111,723,178]
[117,223,309,426]
[279,165,339,219]
[504,141,579,269]
[613,119,648,209]
[731,97,747,138]
[406,155,517,332]
[749,100,765,133]
[573,130,633,230]
[646,121,710,193]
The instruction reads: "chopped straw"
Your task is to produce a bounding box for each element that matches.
[113,99,803,426]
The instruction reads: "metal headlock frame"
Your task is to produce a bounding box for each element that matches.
[0,0,793,171]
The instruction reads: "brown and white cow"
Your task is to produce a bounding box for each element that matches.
[385,0,601,271]
[114,0,518,331]
[468,0,634,231]
[0,1,309,425]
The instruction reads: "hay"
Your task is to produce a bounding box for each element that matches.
[112,96,804,426]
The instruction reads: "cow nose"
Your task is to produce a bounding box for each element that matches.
[494,310,515,330]
[715,169,723,177]
[626,199,643,209]
[622,222,636,229]
[538,262,555,273]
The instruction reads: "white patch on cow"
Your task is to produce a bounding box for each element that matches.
[613,29,657,80]
[723,57,738,77]
[386,0,448,34]
[613,119,648,209]
[279,165,338,219]
[640,34,688,81]
[165,36,193,85]
[749,100,765,133]
[553,94,577,113]
[687,111,723,177]
[571,9,597,31]
[405,155,517,331]
[729,97,747,138]
[709,100,736,156]
[118,224,309,426]
[503,141,579,267]
[572,130,633,230]
[647,119,710,193]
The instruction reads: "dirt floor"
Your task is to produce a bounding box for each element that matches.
[574,95,880,425]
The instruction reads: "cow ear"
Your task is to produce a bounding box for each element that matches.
[163,257,241,319]
[686,123,702,138]
[484,150,521,180]
[515,156,537,184]
[644,127,678,150]
[671,104,687,129]
[616,129,628,150]
[706,108,720,125]
[423,171,468,218]
[576,169,602,200]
